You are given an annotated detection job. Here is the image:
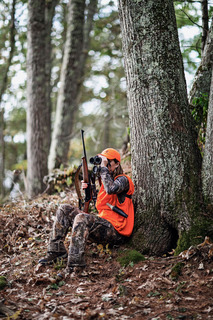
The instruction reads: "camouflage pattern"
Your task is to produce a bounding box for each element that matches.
[47,167,129,267]
[100,167,129,204]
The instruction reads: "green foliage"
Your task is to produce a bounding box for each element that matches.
[175,281,187,293]
[0,276,7,290]
[47,281,65,290]
[6,107,26,136]
[43,166,76,193]
[170,262,185,281]
[117,249,145,267]
[12,159,27,171]
[175,217,213,255]
[191,93,208,154]
[53,257,66,270]
[174,1,202,73]
[147,291,161,297]
[174,2,200,29]
[192,93,208,127]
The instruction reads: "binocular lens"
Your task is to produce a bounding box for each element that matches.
[89,155,102,165]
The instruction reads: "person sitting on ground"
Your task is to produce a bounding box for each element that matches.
[39,148,134,272]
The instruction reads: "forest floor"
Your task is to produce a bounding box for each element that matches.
[1,189,213,320]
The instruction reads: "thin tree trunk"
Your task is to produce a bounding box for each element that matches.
[45,0,59,155]
[48,0,86,171]
[201,0,209,55]
[48,0,98,171]
[27,0,48,197]
[0,0,16,198]
[0,0,16,102]
[79,0,98,87]
[202,64,213,204]
[0,108,5,198]
[118,0,207,255]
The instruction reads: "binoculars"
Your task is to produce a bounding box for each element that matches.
[89,155,102,165]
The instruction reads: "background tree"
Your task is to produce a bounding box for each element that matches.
[44,0,59,156]
[0,0,16,198]
[0,0,212,202]
[118,0,212,255]
[27,0,49,197]
[69,4,128,158]
[48,0,86,171]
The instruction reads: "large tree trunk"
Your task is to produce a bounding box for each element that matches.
[118,0,210,255]
[48,0,86,171]
[202,65,213,204]
[27,0,49,197]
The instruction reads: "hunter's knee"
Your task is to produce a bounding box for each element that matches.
[73,213,88,225]
[56,204,75,220]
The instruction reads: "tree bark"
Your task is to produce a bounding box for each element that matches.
[0,0,16,198]
[27,0,49,197]
[202,64,213,204]
[118,0,208,255]
[48,0,86,171]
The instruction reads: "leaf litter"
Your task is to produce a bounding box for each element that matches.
[0,191,213,319]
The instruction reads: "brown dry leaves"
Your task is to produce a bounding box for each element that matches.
[1,193,213,319]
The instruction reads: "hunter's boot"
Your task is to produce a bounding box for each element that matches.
[39,239,67,265]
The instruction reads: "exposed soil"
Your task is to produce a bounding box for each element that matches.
[1,191,213,320]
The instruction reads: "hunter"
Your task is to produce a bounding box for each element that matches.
[39,148,134,272]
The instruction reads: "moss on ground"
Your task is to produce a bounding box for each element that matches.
[170,262,185,281]
[0,276,7,290]
[117,249,145,267]
[175,217,213,255]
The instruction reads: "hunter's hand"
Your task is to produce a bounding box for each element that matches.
[81,181,89,189]
[99,155,108,167]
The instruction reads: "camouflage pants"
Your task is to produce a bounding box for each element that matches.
[48,204,126,267]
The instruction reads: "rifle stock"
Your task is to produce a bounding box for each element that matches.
[81,130,93,213]
[82,155,92,212]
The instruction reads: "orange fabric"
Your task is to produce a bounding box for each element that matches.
[96,174,134,236]
[99,148,121,162]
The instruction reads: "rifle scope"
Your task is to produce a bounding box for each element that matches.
[89,155,102,165]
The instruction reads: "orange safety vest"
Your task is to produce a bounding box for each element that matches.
[96,174,134,237]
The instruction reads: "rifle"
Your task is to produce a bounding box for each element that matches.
[75,130,99,213]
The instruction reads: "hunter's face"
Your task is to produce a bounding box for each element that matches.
[108,160,119,173]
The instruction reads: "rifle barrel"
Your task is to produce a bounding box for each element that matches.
[81,129,87,163]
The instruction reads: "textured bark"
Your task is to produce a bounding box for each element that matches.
[118,0,205,255]
[189,19,213,105]
[0,0,16,197]
[48,0,86,171]
[202,65,213,203]
[27,0,49,197]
